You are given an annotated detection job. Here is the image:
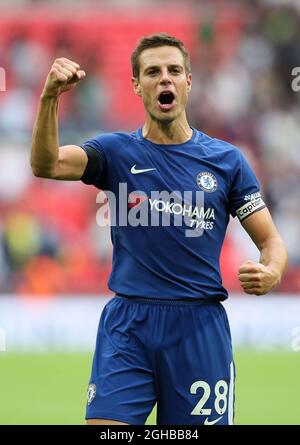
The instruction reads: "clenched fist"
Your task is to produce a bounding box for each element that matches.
[42,58,86,98]
[238,260,280,296]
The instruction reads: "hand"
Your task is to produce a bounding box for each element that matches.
[41,58,86,98]
[238,260,280,295]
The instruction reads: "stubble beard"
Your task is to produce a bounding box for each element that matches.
[148,106,181,127]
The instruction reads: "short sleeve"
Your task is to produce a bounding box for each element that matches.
[80,137,108,190]
[228,151,266,221]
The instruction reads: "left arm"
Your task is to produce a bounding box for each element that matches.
[238,208,288,295]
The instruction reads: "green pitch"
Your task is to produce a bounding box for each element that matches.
[0,350,299,425]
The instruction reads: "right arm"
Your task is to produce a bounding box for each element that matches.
[31,58,88,180]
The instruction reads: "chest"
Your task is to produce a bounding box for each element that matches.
[109,145,230,211]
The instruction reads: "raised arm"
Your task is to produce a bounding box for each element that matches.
[238,208,288,295]
[31,58,88,180]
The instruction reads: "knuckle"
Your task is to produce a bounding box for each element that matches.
[52,63,61,72]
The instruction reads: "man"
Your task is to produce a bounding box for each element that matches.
[31,33,288,425]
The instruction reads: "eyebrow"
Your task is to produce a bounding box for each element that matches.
[144,64,184,73]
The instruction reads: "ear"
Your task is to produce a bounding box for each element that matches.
[187,73,192,93]
[132,77,142,96]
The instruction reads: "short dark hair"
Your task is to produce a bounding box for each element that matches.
[131,33,191,78]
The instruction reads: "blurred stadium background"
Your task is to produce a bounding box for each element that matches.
[0,0,300,425]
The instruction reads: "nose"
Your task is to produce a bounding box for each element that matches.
[159,68,172,85]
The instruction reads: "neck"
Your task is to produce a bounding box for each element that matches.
[142,114,193,144]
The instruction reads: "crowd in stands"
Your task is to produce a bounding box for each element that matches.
[0,0,299,295]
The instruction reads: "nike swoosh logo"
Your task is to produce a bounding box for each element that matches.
[204,416,223,425]
[131,164,156,175]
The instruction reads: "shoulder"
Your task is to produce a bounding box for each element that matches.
[81,132,138,158]
[87,131,138,148]
[195,130,244,175]
[197,130,242,160]
[82,131,140,159]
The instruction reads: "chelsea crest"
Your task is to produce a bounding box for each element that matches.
[87,384,96,405]
[196,172,218,193]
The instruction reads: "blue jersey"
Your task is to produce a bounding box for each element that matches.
[81,128,265,301]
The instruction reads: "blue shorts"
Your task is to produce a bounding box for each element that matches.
[86,295,235,425]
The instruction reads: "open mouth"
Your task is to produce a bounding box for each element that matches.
[158,91,175,105]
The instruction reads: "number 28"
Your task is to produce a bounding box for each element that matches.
[190,380,228,416]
